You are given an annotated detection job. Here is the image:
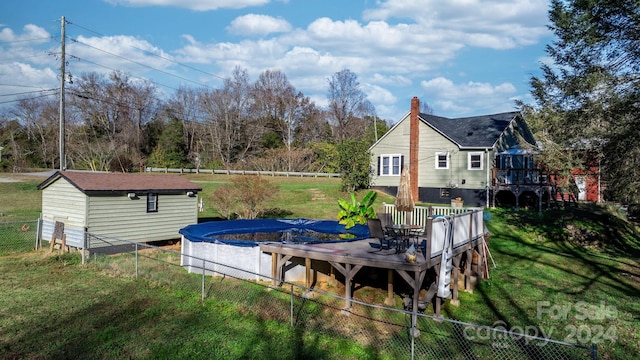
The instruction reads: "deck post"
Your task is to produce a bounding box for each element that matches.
[384,269,395,306]
[271,252,277,287]
[464,248,473,292]
[345,263,353,309]
[305,257,311,288]
[450,255,461,306]
[302,257,314,298]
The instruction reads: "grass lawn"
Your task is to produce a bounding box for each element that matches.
[0,252,379,359]
[187,173,397,220]
[0,172,639,359]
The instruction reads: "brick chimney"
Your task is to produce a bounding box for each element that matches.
[410,97,419,201]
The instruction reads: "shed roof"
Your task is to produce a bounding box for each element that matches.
[421,111,519,148]
[38,171,202,194]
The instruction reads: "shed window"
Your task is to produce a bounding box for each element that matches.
[435,152,449,169]
[468,152,483,170]
[147,193,158,213]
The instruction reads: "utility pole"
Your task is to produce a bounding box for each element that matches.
[59,16,66,170]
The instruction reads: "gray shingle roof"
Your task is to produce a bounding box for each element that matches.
[38,171,202,194]
[421,111,519,148]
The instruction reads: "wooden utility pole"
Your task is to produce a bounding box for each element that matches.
[59,16,66,170]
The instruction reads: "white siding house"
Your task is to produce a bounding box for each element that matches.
[370,97,538,207]
[38,171,202,249]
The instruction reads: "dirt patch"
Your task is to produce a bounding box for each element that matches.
[565,224,605,248]
[308,188,327,201]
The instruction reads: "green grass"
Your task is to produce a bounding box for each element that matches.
[1,173,639,358]
[441,206,640,359]
[0,252,378,359]
[0,180,42,219]
[185,173,396,220]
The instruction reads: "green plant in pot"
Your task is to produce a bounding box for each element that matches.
[337,190,377,229]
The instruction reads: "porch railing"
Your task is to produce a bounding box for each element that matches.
[381,203,482,229]
[492,168,553,186]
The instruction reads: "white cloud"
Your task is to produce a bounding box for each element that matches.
[420,77,518,115]
[69,35,175,76]
[363,83,397,106]
[1,0,550,119]
[0,24,51,44]
[363,0,549,49]
[370,73,412,87]
[0,62,57,104]
[227,14,292,36]
[103,0,270,11]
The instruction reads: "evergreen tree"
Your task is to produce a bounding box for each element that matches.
[337,139,371,192]
[531,0,640,202]
[148,118,188,168]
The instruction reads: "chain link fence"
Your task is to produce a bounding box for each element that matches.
[0,219,39,253]
[78,232,596,359]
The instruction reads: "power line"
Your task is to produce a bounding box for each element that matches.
[67,21,226,81]
[67,52,183,93]
[0,53,53,63]
[0,91,57,105]
[0,83,53,89]
[69,36,215,89]
[0,37,55,45]
[0,89,57,97]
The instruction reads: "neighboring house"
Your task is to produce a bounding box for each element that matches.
[38,170,202,249]
[369,96,547,208]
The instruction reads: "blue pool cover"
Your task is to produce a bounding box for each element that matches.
[179,218,370,247]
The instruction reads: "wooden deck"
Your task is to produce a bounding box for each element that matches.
[260,238,430,312]
[260,210,488,317]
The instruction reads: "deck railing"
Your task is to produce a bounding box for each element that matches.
[381,203,482,229]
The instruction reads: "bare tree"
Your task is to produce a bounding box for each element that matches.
[421,101,434,115]
[327,69,375,141]
[69,71,159,171]
[0,116,29,171]
[11,96,59,168]
[252,69,312,171]
[166,86,207,168]
[201,66,257,167]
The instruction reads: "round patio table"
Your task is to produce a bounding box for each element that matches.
[385,224,423,253]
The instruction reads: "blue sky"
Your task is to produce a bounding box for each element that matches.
[0,0,553,121]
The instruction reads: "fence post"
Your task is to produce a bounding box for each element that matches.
[591,343,597,360]
[135,243,139,279]
[82,227,87,265]
[410,310,416,360]
[36,215,42,250]
[202,259,206,301]
[290,284,294,327]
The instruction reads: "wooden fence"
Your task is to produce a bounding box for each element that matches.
[145,167,340,178]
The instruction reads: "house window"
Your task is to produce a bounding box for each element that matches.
[468,152,483,170]
[147,193,158,213]
[379,154,403,176]
[440,188,451,198]
[435,152,449,169]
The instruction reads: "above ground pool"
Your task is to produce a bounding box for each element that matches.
[179,218,369,246]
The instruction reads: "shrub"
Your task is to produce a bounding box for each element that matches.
[209,176,279,220]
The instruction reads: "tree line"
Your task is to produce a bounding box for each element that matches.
[0,67,388,191]
[2,0,638,202]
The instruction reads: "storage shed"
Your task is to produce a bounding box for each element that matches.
[37,170,202,249]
